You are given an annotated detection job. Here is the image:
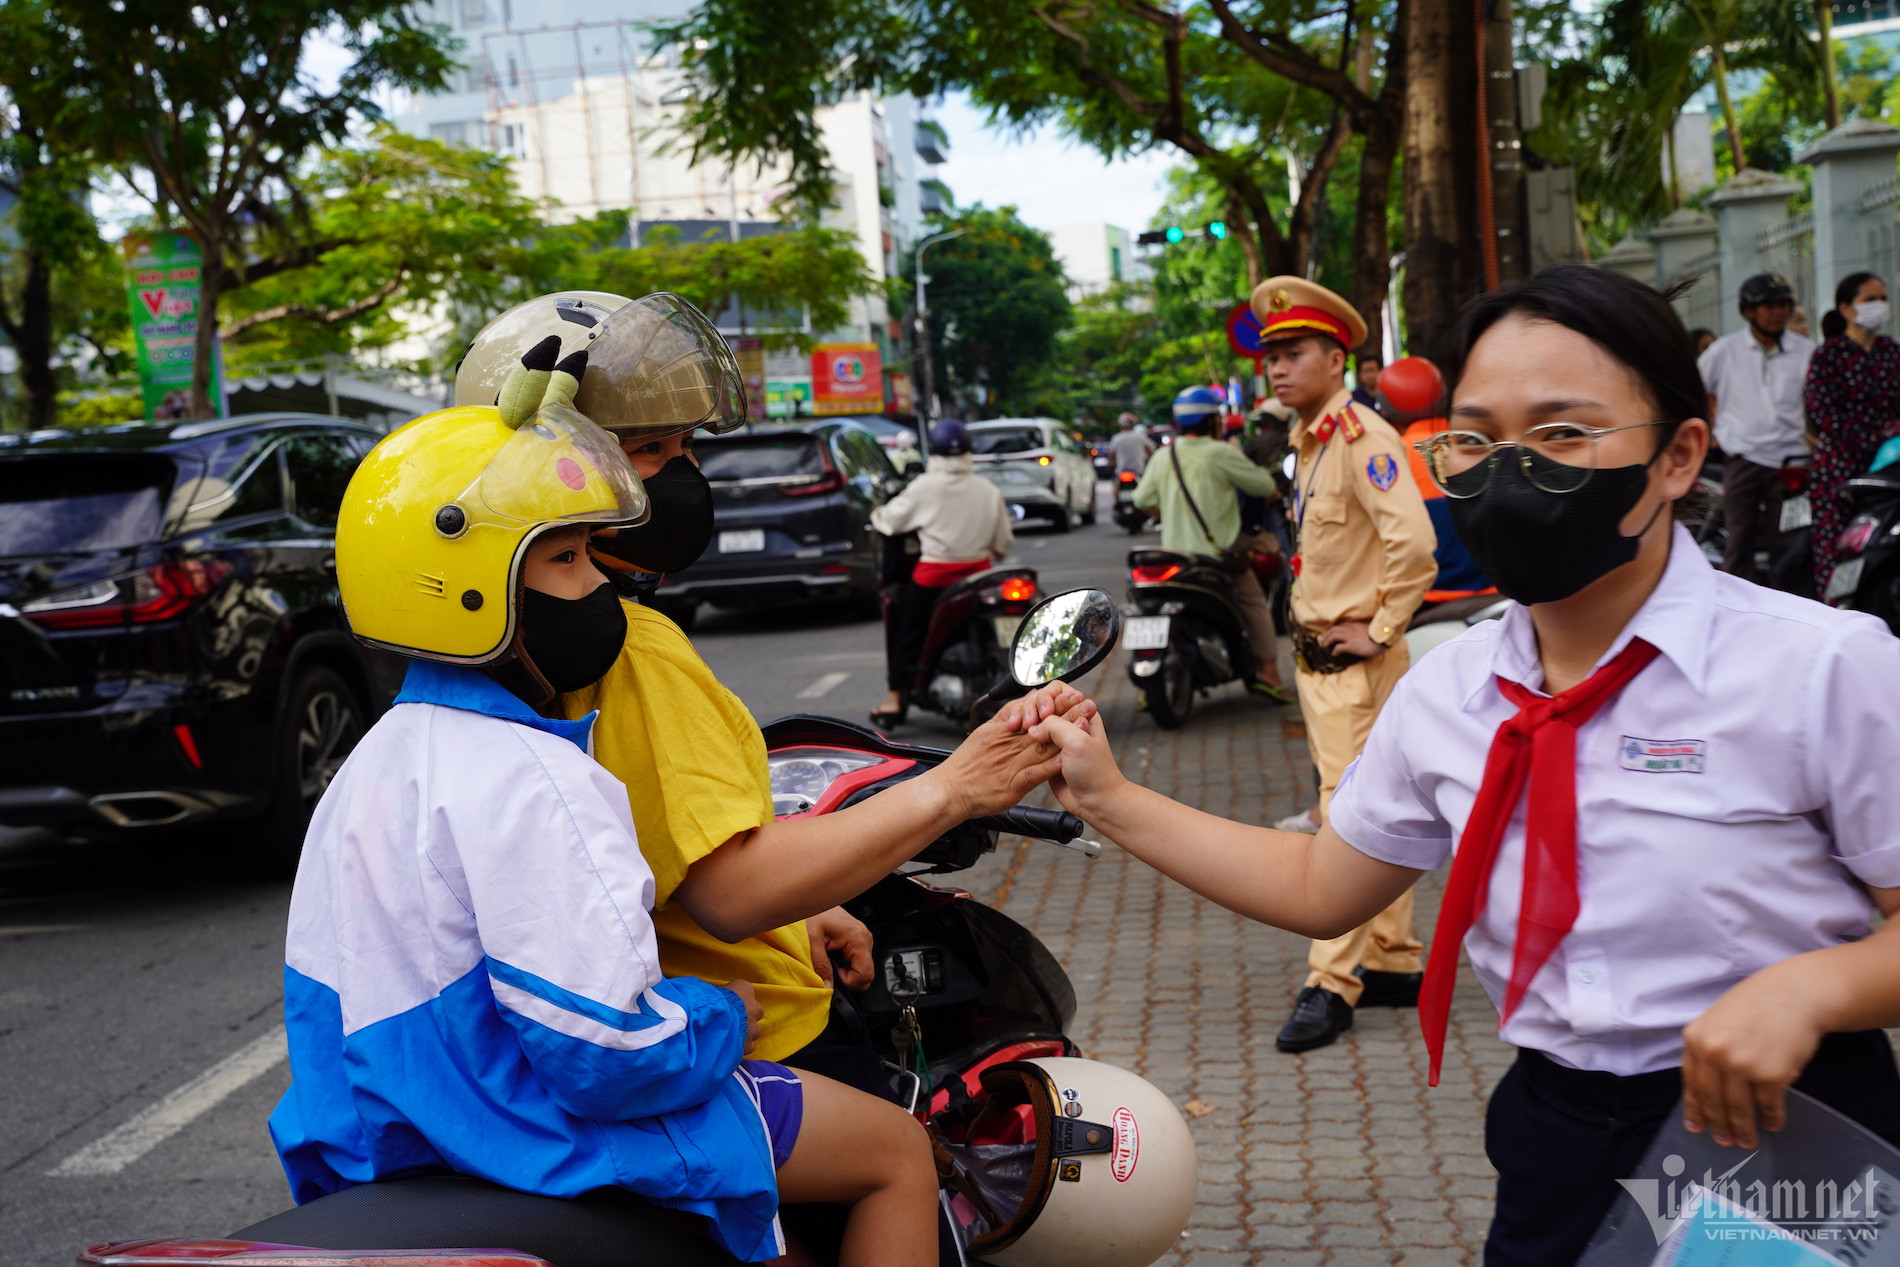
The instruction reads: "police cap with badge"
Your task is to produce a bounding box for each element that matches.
[1249,275,1369,354]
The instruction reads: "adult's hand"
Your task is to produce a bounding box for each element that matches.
[1320,620,1386,659]
[806,906,875,990]
[925,685,1072,821]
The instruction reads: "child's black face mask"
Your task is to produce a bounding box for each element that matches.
[518,581,626,694]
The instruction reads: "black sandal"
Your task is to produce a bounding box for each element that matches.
[869,707,907,731]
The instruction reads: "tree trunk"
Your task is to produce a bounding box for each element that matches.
[1710,44,1746,172]
[1349,3,1407,358]
[1817,0,1841,130]
[1400,0,1479,361]
[189,227,222,420]
[5,252,59,430]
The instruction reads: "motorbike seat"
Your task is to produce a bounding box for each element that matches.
[230,1174,740,1267]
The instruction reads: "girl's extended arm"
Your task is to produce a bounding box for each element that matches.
[1030,712,1421,936]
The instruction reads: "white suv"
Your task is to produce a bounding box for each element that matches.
[968,418,1097,531]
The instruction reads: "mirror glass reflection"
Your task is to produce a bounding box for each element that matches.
[1011,588,1119,686]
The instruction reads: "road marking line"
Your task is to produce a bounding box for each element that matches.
[49,1025,288,1177]
[0,924,90,935]
[794,671,852,700]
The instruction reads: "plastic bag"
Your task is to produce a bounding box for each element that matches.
[1580,1090,1900,1266]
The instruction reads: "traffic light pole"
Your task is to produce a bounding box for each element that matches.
[914,227,965,443]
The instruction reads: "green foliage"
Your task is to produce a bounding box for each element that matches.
[55,389,143,428]
[900,206,1070,417]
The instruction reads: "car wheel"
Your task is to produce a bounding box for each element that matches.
[252,666,365,878]
[1143,645,1195,729]
[1049,502,1073,533]
[1079,483,1098,525]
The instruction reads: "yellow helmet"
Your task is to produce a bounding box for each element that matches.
[452,290,633,411]
[337,402,648,664]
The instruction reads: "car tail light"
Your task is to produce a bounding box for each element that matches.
[21,561,233,630]
[1131,563,1183,584]
[1117,471,1138,484]
[780,472,845,497]
[1780,464,1811,495]
[998,576,1036,603]
[1838,516,1880,557]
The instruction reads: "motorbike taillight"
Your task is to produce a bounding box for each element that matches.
[1117,471,1137,484]
[998,576,1036,603]
[1780,464,1811,495]
[1131,563,1183,584]
[1838,516,1880,557]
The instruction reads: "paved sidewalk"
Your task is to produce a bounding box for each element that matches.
[961,663,1513,1266]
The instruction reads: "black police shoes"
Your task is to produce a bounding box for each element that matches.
[1356,969,1423,1008]
[1276,985,1354,1053]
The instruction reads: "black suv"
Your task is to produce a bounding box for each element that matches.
[653,419,903,624]
[0,413,401,872]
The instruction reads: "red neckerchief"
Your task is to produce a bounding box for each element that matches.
[1417,638,1662,1085]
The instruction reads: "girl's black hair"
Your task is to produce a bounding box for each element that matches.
[1823,271,1881,341]
[1441,264,1706,441]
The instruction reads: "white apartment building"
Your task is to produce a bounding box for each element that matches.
[1047,222,1144,300]
[392,0,950,407]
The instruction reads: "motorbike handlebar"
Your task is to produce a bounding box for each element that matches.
[975,805,1089,844]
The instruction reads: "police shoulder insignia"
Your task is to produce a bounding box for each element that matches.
[1341,411,1366,442]
[1366,452,1399,491]
[1313,414,1337,442]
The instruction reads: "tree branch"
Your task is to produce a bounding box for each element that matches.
[219,271,405,338]
[1203,0,1377,122]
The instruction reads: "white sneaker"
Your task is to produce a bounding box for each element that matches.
[1274,809,1321,833]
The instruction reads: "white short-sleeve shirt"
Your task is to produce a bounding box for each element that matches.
[1329,524,1900,1075]
[1696,328,1814,469]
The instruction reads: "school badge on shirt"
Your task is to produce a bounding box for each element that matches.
[1366,453,1398,491]
[1619,736,1706,773]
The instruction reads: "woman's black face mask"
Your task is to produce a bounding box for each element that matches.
[517,580,626,695]
[1445,443,1666,606]
[589,454,714,576]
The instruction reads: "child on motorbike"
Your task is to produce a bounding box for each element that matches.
[269,359,1065,1263]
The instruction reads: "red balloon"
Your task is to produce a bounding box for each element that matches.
[1380,356,1444,413]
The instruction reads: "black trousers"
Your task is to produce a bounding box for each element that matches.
[883,580,941,693]
[1484,1030,1900,1267]
[1721,453,1788,582]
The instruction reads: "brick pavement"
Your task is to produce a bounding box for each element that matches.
[959,661,1515,1266]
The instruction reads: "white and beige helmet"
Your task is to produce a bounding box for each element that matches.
[453,291,631,411]
[455,291,748,440]
[942,1057,1198,1267]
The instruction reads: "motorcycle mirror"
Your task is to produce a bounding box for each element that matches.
[1010,587,1121,687]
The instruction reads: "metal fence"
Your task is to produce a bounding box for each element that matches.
[1757,211,1816,312]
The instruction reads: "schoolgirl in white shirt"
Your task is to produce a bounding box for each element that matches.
[1025,264,1900,1265]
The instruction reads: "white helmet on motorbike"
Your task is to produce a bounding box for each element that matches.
[936,1056,1197,1267]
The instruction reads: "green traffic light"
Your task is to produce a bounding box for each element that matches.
[1207,221,1227,240]
[1165,225,1185,244]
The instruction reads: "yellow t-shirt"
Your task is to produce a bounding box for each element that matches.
[559,601,831,1061]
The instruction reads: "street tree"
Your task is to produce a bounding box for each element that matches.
[897,206,1071,418]
[653,0,1449,357]
[56,0,457,417]
[0,0,106,428]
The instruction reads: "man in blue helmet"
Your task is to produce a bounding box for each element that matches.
[868,418,1016,727]
[1132,385,1291,700]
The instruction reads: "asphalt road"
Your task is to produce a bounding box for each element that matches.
[0,484,1149,1266]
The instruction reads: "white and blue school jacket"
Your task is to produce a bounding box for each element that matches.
[268,660,784,1262]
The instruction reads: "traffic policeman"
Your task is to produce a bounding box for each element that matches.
[1255,277,1437,1053]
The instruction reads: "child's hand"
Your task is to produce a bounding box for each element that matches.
[725,978,763,1050]
[1681,957,1828,1149]
[1028,712,1129,823]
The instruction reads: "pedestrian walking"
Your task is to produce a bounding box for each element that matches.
[1250,277,1437,1054]
[1807,271,1900,595]
[867,418,1014,729]
[1350,352,1384,416]
[1106,411,1154,476]
[1027,264,1900,1267]
[1695,273,1813,583]
[1130,385,1291,700]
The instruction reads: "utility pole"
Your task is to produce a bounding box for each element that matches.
[913,227,964,444]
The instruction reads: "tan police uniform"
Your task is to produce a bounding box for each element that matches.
[1255,277,1438,1006]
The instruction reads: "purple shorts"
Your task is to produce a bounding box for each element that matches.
[737,1060,803,1169]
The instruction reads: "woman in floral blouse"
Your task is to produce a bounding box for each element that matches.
[1807,271,1900,595]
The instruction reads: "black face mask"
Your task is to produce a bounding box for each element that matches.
[1445,448,1660,605]
[517,581,627,695]
[590,455,714,576]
